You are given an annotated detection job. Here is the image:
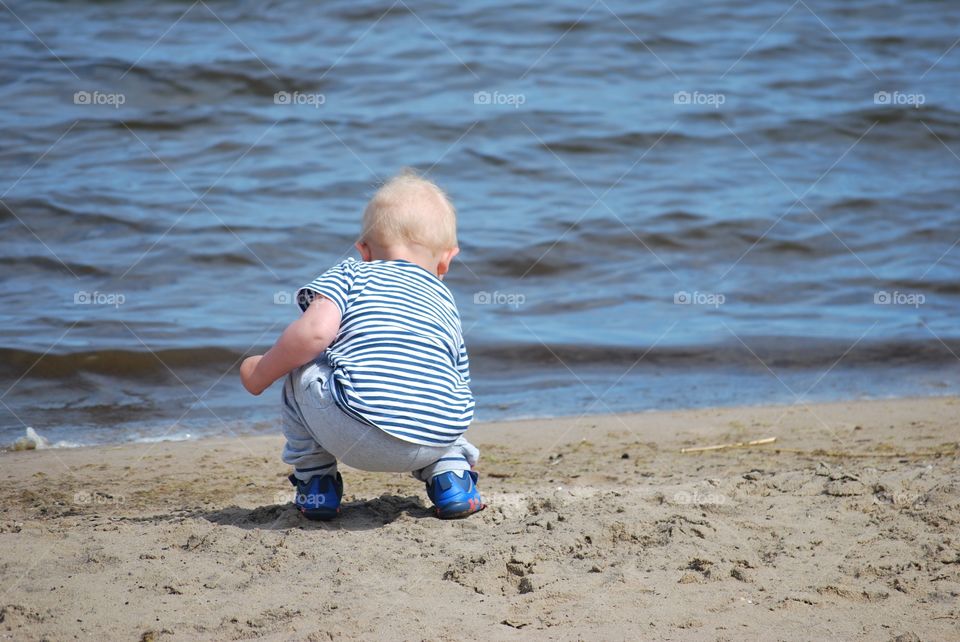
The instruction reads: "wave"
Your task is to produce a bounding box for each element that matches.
[3,337,958,383]
[757,106,960,143]
[0,256,110,277]
[3,425,201,450]
[0,197,151,232]
[524,105,960,156]
[477,215,841,276]
[0,347,242,379]
[7,427,80,451]
[191,252,260,267]
[109,61,303,99]
[333,3,414,23]
[464,149,561,180]
[470,337,960,370]
[536,130,696,155]
[106,114,221,133]
[649,209,705,223]
[625,35,696,50]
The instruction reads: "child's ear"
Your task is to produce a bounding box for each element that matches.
[436,246,460,279]
[355,241,373,262]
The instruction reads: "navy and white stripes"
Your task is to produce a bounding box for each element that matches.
[298,258,474,446]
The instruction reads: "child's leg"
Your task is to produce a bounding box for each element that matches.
[281,356,481,484]
[410,436,480,482]
[280,367,337,481]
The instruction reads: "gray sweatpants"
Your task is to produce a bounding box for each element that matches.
[281,357,479,483]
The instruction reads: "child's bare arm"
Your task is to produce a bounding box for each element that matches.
[240,296,341,395]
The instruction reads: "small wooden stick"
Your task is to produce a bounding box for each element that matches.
[680,437,777,454]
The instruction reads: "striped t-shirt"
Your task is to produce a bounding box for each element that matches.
[297,258,474,446]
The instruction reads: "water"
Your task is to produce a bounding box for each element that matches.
[1,0,958,447]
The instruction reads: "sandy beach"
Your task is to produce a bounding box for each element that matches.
[1,396,958,641]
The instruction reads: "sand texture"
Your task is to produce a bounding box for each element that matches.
[1,397,958,640]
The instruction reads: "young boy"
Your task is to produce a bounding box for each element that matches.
[239,171,483,520]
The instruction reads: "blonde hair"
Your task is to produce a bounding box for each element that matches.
[360,169,458,251]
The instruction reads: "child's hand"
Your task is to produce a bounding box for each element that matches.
[240,355,265,395]
[240,296,341,397]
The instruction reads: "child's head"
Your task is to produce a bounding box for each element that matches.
[356,169,460,278]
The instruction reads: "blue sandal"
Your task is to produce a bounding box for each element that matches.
[289,472,343,521]
[426,470,485,519]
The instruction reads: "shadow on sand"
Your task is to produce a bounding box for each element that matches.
[201,494,434,531]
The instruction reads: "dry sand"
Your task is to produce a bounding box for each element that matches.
[1,397,958,641]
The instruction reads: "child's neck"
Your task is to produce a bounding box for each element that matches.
[369,244,440,277]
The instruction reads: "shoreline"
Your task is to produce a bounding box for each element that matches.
[9,391,959,454]
[2,396,958,640]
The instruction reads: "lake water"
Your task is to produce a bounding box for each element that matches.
[1,0,958,447]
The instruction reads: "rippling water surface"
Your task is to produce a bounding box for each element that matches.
[1,0,958,446]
